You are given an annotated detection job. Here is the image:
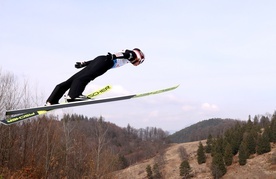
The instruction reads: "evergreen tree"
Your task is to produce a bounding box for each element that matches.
[238,141,248,165]
[224,142,233,166]
[252,116,261,133]
[247,131,256,155]
[230,123,244,155]
[242,129,257,158]
[146,165,153,179]
[224,129,234,153]
[216,137,225,154]
[211,137,224,157]
[179,160,191,178]
[270,113,276,143]
[153,163,162,179]
[246,115,253,131]
[260,116,270,128]
[256,128,271,154]
[231,131,242,155]
[197,141,206,164]
[118,155,128,169]
[205,134,213,153]
[253,115,259,126]
[211,153,226,178]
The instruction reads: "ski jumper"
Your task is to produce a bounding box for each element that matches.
[46,55,129,104]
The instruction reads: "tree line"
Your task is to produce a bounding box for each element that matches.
[168,118,242,143]
[0,114,170,178]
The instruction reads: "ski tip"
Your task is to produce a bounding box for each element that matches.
[169,84,180,89]
[174,84,180,88]
[134,84,179,98]
[167,84,180,90]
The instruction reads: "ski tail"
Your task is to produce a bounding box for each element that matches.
[1,111,47,125]
[1,85,112,125]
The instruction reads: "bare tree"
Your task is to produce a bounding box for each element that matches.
[61,114,77,177]
[0,69,22,115]
[178,146,189,161]
[93,116,110,178]
[0,69,27,172]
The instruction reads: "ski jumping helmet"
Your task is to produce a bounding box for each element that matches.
[133,48,145,65]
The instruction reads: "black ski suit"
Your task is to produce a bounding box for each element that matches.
[47,55,116,104]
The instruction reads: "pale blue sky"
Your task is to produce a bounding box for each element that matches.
[1,0,276,132]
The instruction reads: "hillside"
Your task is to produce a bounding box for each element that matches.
[168,118,242,143]
[0,115,170,178]
[114,141,276,179]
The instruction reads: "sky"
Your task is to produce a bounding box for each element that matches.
[1,0,276,132]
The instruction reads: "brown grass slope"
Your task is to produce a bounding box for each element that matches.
[114,141,276,179]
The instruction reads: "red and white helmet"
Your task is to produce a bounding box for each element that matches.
[133,48,145,65]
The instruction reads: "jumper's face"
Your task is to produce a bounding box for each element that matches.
[133,60,140,66]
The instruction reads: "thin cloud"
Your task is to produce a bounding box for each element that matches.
[201,103,219,111]
[181,105,196,112]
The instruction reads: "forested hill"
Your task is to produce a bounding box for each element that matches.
[168,118,242,143]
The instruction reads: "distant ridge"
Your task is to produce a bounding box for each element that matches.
[168,118,242,143]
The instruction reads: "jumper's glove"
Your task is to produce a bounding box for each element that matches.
[75,61,88,69]
[123,50,137,63]
[106,52,117,61]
